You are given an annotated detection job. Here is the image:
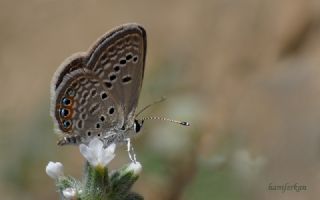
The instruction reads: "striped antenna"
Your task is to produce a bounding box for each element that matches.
[140,116,190,126]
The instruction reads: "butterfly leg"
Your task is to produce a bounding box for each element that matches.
[125,138,137,163]
[57,135,80,145]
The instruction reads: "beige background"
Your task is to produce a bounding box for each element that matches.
[1,0,320,199]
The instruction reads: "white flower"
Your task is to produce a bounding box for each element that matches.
[79,138,116,168]
[45,161,64,180]
[126,161,142,175]
[62,188,76,199]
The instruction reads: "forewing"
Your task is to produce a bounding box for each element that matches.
[85,24,147,126]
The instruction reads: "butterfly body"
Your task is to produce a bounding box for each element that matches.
[57,121,140,146]
[50,24,146,146]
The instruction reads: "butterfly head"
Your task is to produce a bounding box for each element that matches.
[133,119,144,133]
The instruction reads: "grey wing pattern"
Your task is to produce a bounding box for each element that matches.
[51,65,122,145]
[51,24,146,145]
[85,24,147,128]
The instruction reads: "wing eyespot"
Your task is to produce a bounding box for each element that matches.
[66,88,75,97]
[108,107,115,115]
[62,97,71,106]
[109,73,117,82]
[96,123,101,129]
[63,120,72,129]
[60,108,70,117]
[119,59,126,65]
[104,81,113,89]
[100,92,108,100]
[122,75,132,84]
[113,65,120,73]
[126,54,133,61]
[100,115,105,121]
[132,56,138,63]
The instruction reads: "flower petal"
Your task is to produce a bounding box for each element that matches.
[89,138,103,152]
[45,161,64,179]
[79,139,116,167]
[101,151,115,166]
[63,187,76,199]
[126,161,142,175]
[80,144,96,164]
[106,143,116,153]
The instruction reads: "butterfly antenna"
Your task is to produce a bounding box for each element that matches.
[140,116,190,126]
[135,96,166,118]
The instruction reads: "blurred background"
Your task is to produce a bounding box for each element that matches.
[1,0,320,199]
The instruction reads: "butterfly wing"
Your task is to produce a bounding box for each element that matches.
[50,24,146,145]
[86,24,147,127]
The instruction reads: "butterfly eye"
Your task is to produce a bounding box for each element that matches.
[134,120,142,133]
[62,97,71,106]
[63,120,72,128]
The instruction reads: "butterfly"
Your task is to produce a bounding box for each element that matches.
[50,23,189,161]
[50,23,147,148]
